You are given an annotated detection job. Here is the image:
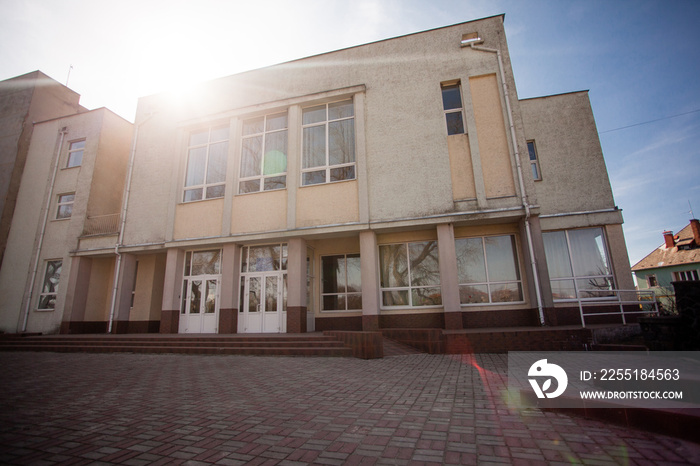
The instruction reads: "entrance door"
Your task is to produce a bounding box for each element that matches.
[239,272,286,333]
[180,276,219,333]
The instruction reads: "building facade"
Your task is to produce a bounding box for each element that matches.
[0,16,635,335]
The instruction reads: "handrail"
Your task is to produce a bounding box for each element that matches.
[557,289,659,328]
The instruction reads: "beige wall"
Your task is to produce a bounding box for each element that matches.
[84,257,114,321]
[174,199,225,239]
[231,190,287,234]
[296,181,359,228]
[130,254,166,322]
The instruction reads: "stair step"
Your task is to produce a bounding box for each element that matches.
[0,339,347,348]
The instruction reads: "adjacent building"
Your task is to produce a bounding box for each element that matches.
[0,15,636,336]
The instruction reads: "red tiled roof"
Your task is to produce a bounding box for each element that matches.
[632,223,700,271]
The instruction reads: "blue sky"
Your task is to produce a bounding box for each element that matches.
[1,0,699,268]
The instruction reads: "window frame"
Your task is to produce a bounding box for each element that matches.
[543,227,616,301]
[455,234,524,306]
[182,125,230,203]
[66,139,85,168]
[238,111,288,194]
[441,82,466,136]
[301,98,356,186]
[646,274,658,288]
[320,253,362,312]
[527,140,542,181]
[56,193,75,219]
[674,270,699,282]
[379,240,442,308]
[37,259,62,311]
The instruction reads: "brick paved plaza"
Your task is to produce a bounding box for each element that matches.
[1,351,699,465]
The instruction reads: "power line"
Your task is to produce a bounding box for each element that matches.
[598,108,700,134]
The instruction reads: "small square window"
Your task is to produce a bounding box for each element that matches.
[441,83,465,135]
[56,193,75,219]
[67,140,85,168]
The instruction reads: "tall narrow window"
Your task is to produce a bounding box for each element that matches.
[321,254,362,311]
[302,99,355,186]
[56,193,74,219]
[67,140,85,168]
[456,235,523,304]
[38,260,62,310]
[543,228,614,300]
[239,112,288,193]
[441,83,465,135]
[183,126,229,202]
[527,141,542,181]
[379,241,441,307]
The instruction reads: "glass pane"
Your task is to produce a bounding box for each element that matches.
[346,254,361,293]
[328,99,354,120]
[322,256,343,294]
[248,277,260,312]
[408,241,440,286]
[241,247,248,272]
[281,244,288,270]
[243,117,264,136]
[181,281,188,314]
[184,188,203,202]
[239,180,261,193]
[485,235,519,282]
[38,294,56,310]
[569,228,610,277]
[190,280,202,314]
[283,274,287,311]
[412,287,442,306]
[191,250,220,275]
[205,280,217,313]
[241,135,263,177]
[303,125,326,169]
[455,238,486,284]
[527,142,537,161]
[445,111,464,135]
[379,244,408,288]
[382,290,408,306]
[266,112,288,131]
[329,119,355,165]
[42,261,62,293]
[210,126,229,142]
[302,170,326,186]
[206,184,225,199]
[263,131,287,175]
[330,165,355,182]
[248,245,279,272]
[265,276,278,312]
[59,193,75,204]
[57,204,72,219]
[189,130,208,146]
[185,147,207,186]
[576,277,614,299]
[323,294,344,311]
[550,279,576,300]
[347,293,362,310]
[239,279,245,312]
[303,104,326,125]
[491,282,523,303]
[441,85,462,110]
[543,231,573,279]
[263,175,286,191]
[531,163,540,180]
[206,142,228,184]
[67,152,82,167]
[459,284,489,304]
[185,252,192,276]
[70,140,86,150]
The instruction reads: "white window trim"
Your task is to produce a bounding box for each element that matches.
[238,112,288,194]
[674,269,699,281]
[301,98,356,186]
[379,241,442,309]
[456,235,525,307]
[320,253,362,313]
[56,193,75,220]
[66,139,85,168]
[182,126,229,203]
[441,81,466,136]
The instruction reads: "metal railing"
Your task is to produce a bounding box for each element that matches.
[82,213,120,236]
[558,289,659,328]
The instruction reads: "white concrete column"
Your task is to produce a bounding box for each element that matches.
[437,223,463,329]
[360,230,380,330]
[219,243,240,333]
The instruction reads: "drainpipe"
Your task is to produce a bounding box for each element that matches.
[470,41,546,325]
[20,126,67,332]
[107,112,155,333]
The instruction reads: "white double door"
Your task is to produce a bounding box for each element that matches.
[180,275,220,333]
[239,272,286,333]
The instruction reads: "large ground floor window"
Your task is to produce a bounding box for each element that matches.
[543,227,614,300]
[321,254,361,311]
[455,235,523,304]
[379,241,441,307]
